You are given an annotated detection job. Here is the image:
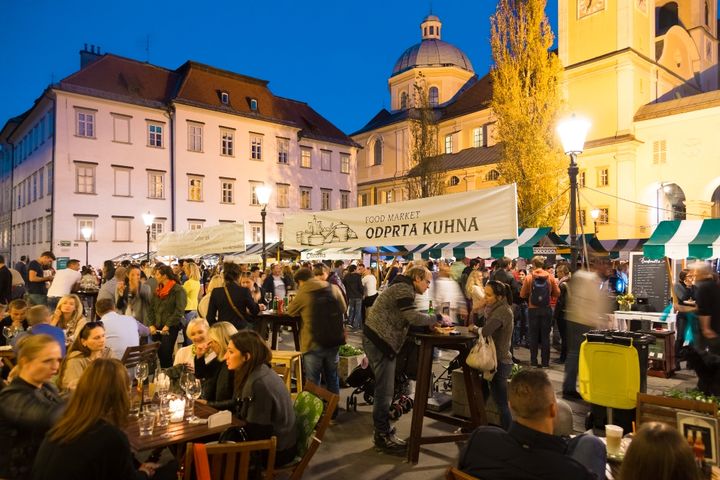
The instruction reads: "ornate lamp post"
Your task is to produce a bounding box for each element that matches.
[557,115,591,272]
[81,227,93,266]
[256,186,272,271]
[591,208,600,236]
[142,212,155,263]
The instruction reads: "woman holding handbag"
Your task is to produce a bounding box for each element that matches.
[470,280,514,430]
[206,263,262,330]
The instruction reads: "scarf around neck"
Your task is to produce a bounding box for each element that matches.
[156,280,176,299]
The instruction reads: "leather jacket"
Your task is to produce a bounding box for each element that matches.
[0,377,65,479]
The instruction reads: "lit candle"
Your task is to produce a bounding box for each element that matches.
[169,397,186,423]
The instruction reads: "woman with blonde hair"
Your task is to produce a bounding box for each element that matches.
[619,422,702,480]
[32,358,161,479]
[466,270,486,326]
[194,321,238,409]
[197,274,224,319]
[173,317,211,370]
[0,335,64,479]
[52,294,86,343]
[57,322,111,391]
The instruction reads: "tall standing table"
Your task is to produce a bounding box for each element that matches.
[259,311,301,351]
[407,327,487,464]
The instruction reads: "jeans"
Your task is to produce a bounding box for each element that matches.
[27,293,47,306]
[303,346,340,395]
[563,351,580,394]
[347,298,363,329]
[567,434,607,480]
[155,325,180,368]
[362,335,396,435]
[483,362,513,430]
[528,307,553,366]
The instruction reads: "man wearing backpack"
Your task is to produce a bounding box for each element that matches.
[520,256,560,368]
[286,267,347,403]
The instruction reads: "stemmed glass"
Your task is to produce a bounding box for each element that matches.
[2,326,14,345]
[184,378,203,422]
[264,291,273,307]
[135,361,149,404]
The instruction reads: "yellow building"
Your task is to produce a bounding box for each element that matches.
[354,4,720,240]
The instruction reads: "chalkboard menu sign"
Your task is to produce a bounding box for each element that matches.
[629,253,672,313]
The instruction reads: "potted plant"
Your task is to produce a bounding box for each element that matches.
[616,293,635,311]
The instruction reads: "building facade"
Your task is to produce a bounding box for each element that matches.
[354,4,720,241]
[0,47,357,265]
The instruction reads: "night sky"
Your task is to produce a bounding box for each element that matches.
[2,0,561,135]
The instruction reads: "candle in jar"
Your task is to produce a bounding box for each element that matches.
[169,397,186,423]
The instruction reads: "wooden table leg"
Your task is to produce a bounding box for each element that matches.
[292,323,301,352]
[407,342,433,464]
[271,322,279,350]
[463,365,487,427]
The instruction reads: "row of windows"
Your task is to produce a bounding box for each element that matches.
[71,163,350,209]
[74,217,164,243]
[14,164,53,209]
[73,109,351,172]
[578,207,610,226]
[11,216,51,247]
[578,167,610,188]
[398,86,440,110]
[13,112,54,167]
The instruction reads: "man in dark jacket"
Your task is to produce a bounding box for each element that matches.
[520,256,560,367]
[261,263,292,302]
[14,255,28,285]
[0,255,12,305]
[363,266,448,455]
[343,264,364,329]
[459,369,605,480]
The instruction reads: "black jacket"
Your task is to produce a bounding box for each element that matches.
[194,356,235,410]
[458,423,597,480]
[261,274,292,300]
[343,272,364,299]
[0,377,65,480]
[206,283,259,329]
[0,265,12,305]
[32,420,147,480]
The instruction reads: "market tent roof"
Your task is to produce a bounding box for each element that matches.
[223,242,297,264]
[599,238,648,259]
[407,228,563,260]
[559,234,609,256]
[156,223,245,257]
[643,219,720,259]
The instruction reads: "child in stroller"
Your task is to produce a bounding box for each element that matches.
[345,338,417,420]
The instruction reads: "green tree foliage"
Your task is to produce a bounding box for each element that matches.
[490,0,568,228]
[405,73,445,199]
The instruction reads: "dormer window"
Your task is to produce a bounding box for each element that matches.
[250,98,258,111]
[220,92,229,105]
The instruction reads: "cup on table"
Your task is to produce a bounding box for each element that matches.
[157,405,171,427]
[138,413,155,437]
[605,424,623,455]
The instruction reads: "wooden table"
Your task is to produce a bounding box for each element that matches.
[407,327,487,464]
[124,402,243,453]
[271,350,303,397]
[260,311,301,351]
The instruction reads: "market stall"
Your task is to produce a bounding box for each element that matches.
[156,223,246,258]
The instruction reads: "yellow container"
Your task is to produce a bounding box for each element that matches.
[578,339,640,410]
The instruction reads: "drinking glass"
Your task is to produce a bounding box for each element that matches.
[2,326,13,344]
[185,378,203,421]
[264,292,273,306]
[138,413,155,437]
[180,370,194,394]
[135,361,149,385]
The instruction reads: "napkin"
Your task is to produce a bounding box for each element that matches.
[208,410,232,429]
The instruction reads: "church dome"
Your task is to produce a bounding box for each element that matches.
[391,15,474,77]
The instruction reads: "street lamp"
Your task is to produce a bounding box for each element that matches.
[256,185,272,271]
[557,114,591,272]
[590,208,600,236]
[142,212,155,263]
[81,227,93,266]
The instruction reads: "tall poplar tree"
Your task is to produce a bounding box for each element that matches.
[490,0,567,228]
[405,73,445,199]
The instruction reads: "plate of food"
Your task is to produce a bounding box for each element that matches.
[433,326,459,335]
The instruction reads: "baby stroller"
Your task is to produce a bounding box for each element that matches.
[345,339,416,420]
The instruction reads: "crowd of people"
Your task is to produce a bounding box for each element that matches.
[0,249,717,479]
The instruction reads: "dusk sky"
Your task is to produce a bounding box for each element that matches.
[2,1,558,134]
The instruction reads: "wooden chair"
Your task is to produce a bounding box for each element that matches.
[120,342,160,370]
[272,363,292,394]
[184,436,277,480]
[446,466,480,480]
[636,392,718,429]
[274,382,338,480]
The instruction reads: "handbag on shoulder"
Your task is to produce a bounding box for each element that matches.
[465,334,497,378]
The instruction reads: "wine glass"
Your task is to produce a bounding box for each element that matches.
[180,370,194,393]
[264,291,273,306]
[2,326,13,345]
[185,378,203,421]
[135,361,149,396]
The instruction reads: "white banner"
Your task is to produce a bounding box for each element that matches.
[284,184,518,249]
[300,249,362,261]
[156,223,245,257]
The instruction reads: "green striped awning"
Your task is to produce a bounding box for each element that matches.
[643,219,720,259]
[410,228,552,260]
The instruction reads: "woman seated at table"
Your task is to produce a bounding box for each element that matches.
[195,321,237,409]
[225,330,297,466]
[51,294,86,344]
[619,422,702,480]
[32,358,163,480]
[57,322,111,391]
[0,335,65,480]
[173,317,211,371]
[206,263,261,330]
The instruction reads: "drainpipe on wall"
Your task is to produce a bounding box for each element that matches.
[49,100,57,253]
[168,106,176,231]
[8,142,15,262]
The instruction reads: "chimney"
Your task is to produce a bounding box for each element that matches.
[80,44,103,69]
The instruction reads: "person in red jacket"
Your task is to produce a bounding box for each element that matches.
[520,256,560,368]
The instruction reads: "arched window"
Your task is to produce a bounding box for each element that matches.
[485,169,500,181]
[400,91,408,110]
[373,139,383,166]
[448,176,460,187]
[428,86,439,107]
[657,2,680,36]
